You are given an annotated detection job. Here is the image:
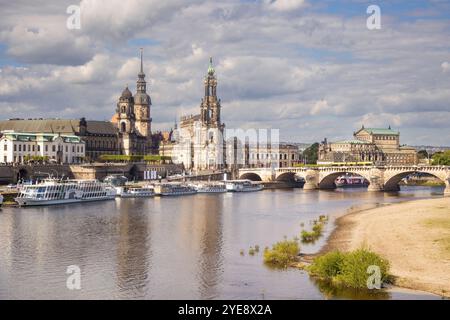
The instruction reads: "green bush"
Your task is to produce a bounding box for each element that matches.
[308,249,390,289]
[308,251,345,278]
[301,230,317,243]
[263,240,300,268]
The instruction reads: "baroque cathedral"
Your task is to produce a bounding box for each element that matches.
[170,57,226,171]
[111,49,153,155]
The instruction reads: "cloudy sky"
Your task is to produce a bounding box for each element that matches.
[0,0,449,145]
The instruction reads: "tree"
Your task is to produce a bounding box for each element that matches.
[432,151,450,165]
[417,150,428,160]
[302,143,319,164]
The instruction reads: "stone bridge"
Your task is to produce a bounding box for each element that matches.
[239,165,450,195]
[0,163,184,184]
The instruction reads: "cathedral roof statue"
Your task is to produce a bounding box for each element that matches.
[207,57,215,75]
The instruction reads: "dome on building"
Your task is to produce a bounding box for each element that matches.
[121,86,133,99]
[134,92,151,105]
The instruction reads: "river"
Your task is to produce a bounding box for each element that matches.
[0,186,445,299]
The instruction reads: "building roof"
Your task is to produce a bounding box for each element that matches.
[1,131,84,143]
[355,127,399,135]
[332,139,369,144]
[0,119,118,136]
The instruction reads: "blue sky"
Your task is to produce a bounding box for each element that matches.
[0,0,449,145]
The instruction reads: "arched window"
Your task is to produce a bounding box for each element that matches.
[121,122,126,132]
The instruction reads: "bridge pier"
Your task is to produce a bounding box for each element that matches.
[367,169,384,192]
[303,170,319,190]
[445,179,450,196]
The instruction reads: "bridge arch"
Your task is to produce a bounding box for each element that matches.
[384,171,446,192]
[17,168,29,182]
[319,171,370,189]
[276,172,297,182]
[239,172,263,181]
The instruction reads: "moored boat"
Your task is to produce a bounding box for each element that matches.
[153,183,197,196]
[335,175,369,188]
[224,180,264,192]
[117,186,155,198]
[15,179,116,207]
[189,182,227,193]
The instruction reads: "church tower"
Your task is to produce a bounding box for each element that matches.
[115,85,136,155]
[200,57,222,128]
[134,48,152,138]
[116,86,135,134]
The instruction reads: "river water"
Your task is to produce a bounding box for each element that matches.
[0,186,445,300]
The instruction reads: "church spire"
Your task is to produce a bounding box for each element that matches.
[138,48,145,78]
[207,56,215,75]
[136,48,146,93]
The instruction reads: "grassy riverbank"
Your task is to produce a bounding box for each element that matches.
[322,197,450,297]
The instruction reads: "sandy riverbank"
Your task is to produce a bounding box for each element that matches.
[322,197,450,298]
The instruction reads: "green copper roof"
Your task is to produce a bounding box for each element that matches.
[364,128,399,135]
[207,57,215,75]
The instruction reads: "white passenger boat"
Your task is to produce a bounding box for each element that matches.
[116,186,155,198]
[224,180,264,192]
[153,183,197,196]
[190,182,227,193]
[15,179,116,207]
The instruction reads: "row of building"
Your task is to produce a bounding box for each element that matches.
[0,50,419,168]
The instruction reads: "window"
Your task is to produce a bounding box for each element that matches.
[66,146,68,153]
[32,145,35,152]
[52,145,56,152]
[45,145,48,152]
[3,144,7,151]
[14,145,17,152]
[19,145,22,152]
[38,145,40,152]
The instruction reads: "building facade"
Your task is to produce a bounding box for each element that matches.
[172,58,226,172]
[111,48,152,156]
[318,126,418,165]
[0,50,153,161]
[245,143,301,168]
[0,131,85,164]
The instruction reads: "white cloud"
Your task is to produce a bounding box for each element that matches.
[264,0,306,12]
[0,0,449,145]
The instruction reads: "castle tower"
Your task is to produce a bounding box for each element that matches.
[134,48,152,138]
[200,57,222,128]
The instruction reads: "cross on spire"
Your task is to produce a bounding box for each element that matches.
[139,48,144,75]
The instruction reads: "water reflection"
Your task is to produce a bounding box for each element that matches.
[0,186,444,299]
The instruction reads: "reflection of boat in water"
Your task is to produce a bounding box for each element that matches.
[15,179,116,207]
[224,180,264,192]
[189,182,227,193]
[116,186,155,198]
[153,183,197,196]
[335,175,369,188]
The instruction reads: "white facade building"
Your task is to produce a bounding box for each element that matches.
[172,58,226,172]
[0,131,85,164]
